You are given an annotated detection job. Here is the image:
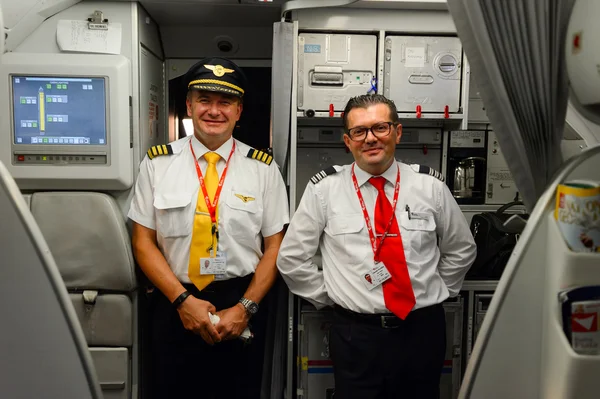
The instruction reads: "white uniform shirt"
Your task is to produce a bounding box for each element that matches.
[277,161,477,314]
[128,135,289,283]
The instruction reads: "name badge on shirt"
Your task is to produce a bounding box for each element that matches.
[200,251,227,275]
[362,262,392,291]
[400,212,435,231]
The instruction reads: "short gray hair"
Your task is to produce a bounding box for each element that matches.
[342,94,399,130]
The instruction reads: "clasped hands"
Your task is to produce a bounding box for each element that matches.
[177,296,249,345]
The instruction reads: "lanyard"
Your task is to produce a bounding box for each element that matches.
[189,140,236,230]
[351,163,400,262]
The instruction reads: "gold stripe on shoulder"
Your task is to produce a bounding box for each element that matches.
[147,144,174,160]
[246,148,273,165]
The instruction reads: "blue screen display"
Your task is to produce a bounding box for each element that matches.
[12,76,107,145]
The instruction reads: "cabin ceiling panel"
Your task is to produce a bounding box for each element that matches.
[139,2,282,27]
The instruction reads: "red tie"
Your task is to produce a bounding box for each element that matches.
[369,176,416,319]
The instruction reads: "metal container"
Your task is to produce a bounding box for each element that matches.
[453,157,486,198]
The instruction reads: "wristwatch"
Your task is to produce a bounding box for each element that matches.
[239,297,259,317]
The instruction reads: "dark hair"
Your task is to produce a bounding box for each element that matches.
[342,94,399,130]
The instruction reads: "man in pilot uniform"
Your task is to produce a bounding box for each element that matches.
[277,94,476,399]
[128,57,289,398]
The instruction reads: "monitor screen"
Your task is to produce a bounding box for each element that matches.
[11,76,107,145]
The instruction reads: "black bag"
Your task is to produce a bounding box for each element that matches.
[466,201,528,280]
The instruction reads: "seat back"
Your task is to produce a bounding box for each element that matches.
[31,191,137,399]
[0,161,102,399]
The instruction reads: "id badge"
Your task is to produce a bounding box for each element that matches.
[362,261,392,291]
[200,251,227,275]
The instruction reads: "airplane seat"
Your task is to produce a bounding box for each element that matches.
[30,191,137,399]
[0,163,103,398]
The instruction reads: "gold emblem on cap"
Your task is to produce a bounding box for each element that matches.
[204,64,234,77]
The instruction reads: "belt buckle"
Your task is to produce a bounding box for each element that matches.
[380,315,397,329]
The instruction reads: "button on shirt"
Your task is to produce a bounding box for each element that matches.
[276,161,476,314]
[128,135,289,283]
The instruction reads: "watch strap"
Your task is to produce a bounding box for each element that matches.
[239,297,258,316]
[172,290,191,309]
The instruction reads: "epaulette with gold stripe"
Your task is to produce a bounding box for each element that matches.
[246,148,273,165]
[147,144,174,160]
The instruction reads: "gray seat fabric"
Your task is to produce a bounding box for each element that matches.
[0,163,102,399]
[22,193,31,208]
[70,294,133,347]
[30,191,137,399]
[30,192,135,292]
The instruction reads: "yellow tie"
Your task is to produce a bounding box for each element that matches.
[188,152,221,290]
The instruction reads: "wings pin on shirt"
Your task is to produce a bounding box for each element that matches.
[235,193,255,203]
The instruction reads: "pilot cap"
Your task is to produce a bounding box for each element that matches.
[183,57,247,98]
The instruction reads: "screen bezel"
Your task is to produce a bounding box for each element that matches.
[9,74,110,150]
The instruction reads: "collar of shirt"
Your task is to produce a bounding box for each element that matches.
[191,135,234,162]
[353,160,398,188]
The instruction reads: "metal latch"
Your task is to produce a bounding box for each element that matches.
[453,345,461,357]
[82,290,98,313]
[311,66,343,86]
[88,10,109,30]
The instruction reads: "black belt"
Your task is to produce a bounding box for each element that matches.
[182,274,253,294]
[334,303,442,329]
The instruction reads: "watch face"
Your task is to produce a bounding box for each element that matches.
[248,302,259,314]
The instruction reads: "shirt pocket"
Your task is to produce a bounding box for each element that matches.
[154,193,193,238]
[326,213,370,266]
[398,212,437,253]
[224,189,262,240]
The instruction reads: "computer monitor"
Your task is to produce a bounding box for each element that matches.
[0,53,132,190]
[12,76,107,146]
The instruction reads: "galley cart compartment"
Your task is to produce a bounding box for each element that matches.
[441,300,464,399]
[298,301,463,399]
[473,293,493,344]
[299,308,336,399]
[384,36,462,113]
[298,33,377,113]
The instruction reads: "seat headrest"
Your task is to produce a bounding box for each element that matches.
[31,192,136,292]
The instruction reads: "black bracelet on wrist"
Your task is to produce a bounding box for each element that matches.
[172,290,191,309]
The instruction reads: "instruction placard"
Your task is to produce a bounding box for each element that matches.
[57,20,122,55]
[405,47,425,68]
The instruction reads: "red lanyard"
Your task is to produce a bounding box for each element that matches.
[189,140,236,227]
[351,163,400,262]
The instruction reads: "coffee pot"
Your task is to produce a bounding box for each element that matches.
[453,156,486,198]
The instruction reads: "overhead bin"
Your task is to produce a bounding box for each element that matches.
[298,33,378,113]
[384,36,463,114]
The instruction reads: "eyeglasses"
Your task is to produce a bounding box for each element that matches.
[346,122,396,142]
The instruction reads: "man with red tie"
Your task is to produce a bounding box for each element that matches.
[277,94,476,398]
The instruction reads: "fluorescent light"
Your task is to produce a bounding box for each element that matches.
[182,118,194,137]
